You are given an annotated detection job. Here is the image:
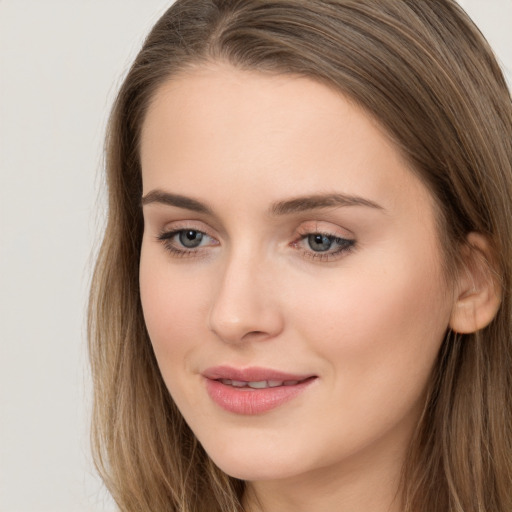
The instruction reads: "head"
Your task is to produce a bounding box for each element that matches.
[88,1,512,511]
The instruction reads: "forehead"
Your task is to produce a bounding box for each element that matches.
[140,63,432,216]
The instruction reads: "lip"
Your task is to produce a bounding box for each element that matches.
[202,366,317,415]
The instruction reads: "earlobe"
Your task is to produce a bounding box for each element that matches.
[449,232,502,334]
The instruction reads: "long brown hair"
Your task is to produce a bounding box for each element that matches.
[88,1,512,510]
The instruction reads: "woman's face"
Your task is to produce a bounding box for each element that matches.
[139,64,455,485]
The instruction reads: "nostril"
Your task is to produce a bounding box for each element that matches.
[244,330,265,337]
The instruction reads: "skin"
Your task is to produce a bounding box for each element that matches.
[139,63,459,512]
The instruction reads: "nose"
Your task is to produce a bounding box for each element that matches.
[208,249,284,344]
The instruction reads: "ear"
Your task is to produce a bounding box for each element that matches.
[449,232,502,334]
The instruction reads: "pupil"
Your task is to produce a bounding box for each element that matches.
[308,234,332,252]
[179,230,203,248]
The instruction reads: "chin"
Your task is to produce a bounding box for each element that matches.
[211,455,296,482]
[200,435,313,482]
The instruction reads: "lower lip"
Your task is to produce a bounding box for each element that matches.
[204,378,315,415]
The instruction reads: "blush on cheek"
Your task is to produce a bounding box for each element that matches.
[298,254,448,379]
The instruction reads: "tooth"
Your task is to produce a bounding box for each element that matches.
[248,381,268,389]
[219,379,300,388]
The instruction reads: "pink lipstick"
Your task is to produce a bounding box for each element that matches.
[202,366,316,415]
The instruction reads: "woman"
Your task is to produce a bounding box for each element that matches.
[88,1,512,511]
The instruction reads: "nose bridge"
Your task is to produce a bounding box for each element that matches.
[208,243,283,344]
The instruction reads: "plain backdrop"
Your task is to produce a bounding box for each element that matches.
[0,1,510,511]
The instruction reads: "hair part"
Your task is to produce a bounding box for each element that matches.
[88,1,512,510]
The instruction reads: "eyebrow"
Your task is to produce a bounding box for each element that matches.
[141,190,384,215]
[141,190,213,214]
[270,193,384,215]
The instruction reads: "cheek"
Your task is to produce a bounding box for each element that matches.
[139,245,206,370]
[289,245,452,402]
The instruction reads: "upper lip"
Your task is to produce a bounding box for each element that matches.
[202,365,315,382]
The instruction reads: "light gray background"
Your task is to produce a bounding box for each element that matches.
[0,1,510,511]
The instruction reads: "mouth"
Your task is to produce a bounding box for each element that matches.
[216,377,312,389]
[202,366,317,415]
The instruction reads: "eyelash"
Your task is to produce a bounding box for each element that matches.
[156,228,356,262]
[292,232,356,262]
[157,228,217,258]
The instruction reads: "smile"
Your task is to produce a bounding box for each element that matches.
[218,379,303,389]
[202,366,317,415]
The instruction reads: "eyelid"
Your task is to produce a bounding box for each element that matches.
[292,235,355,263]
[158,219,218,239]
[154,219,355,262]
[156,221,220,258]
[291,221,356,262]
[295,220,354,239]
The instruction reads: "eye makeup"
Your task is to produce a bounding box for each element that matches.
[156,223,356,263]
[291,232,355,262]
[157,227,219,258]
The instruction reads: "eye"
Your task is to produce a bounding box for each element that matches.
[178,229,205,248]
[307,234,338,252]
[292,231,355,262]
[157,228,218,256]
